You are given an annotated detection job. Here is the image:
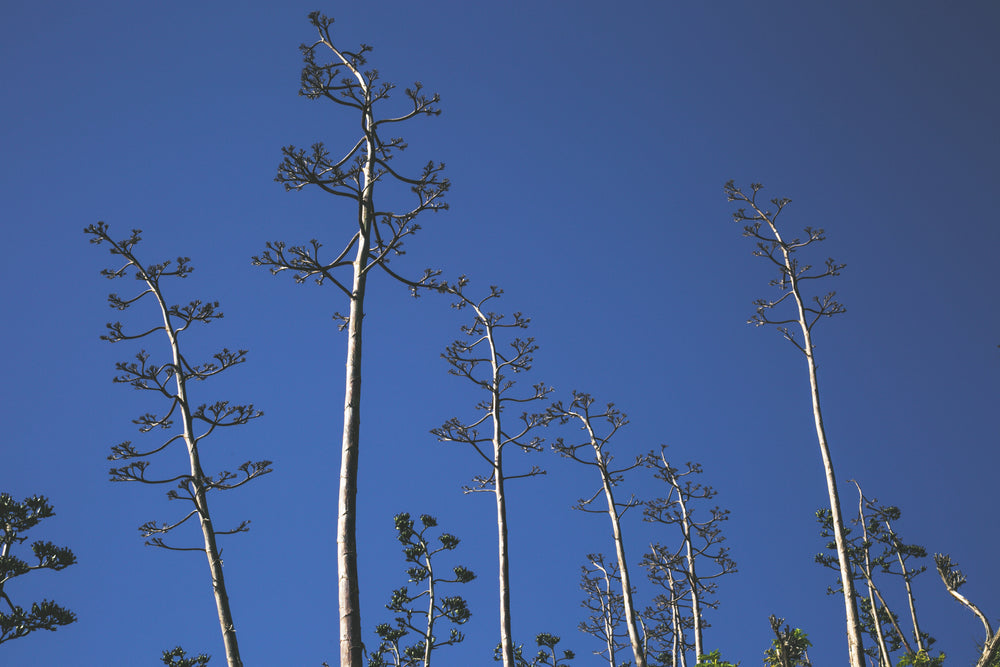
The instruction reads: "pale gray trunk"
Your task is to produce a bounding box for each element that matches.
[798,314,865,667]
[339,191,371,667]
[159,292,242,667]
[667,568,685,667]
[487,319,515,667]
[902,572,924,652]
[423,547,435,667]
[321,40,382,666]
[873,583,913,657]
[605,493,645,667]
[937,568,999,667]
[765,221,865,667]
[885,518,925,652]
[585,434,645,667]
[674,481,702,660]
[866,584,890,666]
[855,489,891,666]
[193,473,242,667]
[337,95,376,666]
[597,563,616,667]
[495,468,514,667]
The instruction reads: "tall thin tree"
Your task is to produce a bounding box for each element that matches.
[547,392,647,667]
[88,223,270,667]
[431,280,549,667]
[253,13,448,666]
[726,181,864,667]
[644,447,736,663]
[368,513,475,667]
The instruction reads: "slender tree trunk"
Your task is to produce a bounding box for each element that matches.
[901,568,924,651]
[193,480,242,667]
[754,214,865,667]
[603,486,646,667]
[667,568,685,667]
[800,332,865,666]
[423,546,435,667]
[495,466,514,667]
[886,519,925,652]
[161,299,243,667]
[588,440,646,667]
[935,559,1000,667]
[873,584,913,657]
[483,319,515,667]
[339,219,370,667]
[795,302,865,667]
[597,563,616,667]
[855,491,891,666]
[674,482,702,660]
[735,188,865,667]
[339,123,374,666]
[493,382,514,666]
[866,585,891,666]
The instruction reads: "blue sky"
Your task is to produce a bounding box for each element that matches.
[3,1,998,665]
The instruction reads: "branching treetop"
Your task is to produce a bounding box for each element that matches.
[726,181,846,354]
[432,279,551,491]
[254,11,450,322]
[86,222,271,552]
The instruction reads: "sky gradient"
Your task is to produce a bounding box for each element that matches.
[3,2,998,665]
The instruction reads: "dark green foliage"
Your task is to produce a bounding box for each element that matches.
[814,508,857,592]
[493,634,576,667]
[532,633,576,666]
[763,616,811,667]
[0,493,77,645]
[896,649,946,666]
[368,513,474,667]
[161,646,211,666]
[694,650,738,667]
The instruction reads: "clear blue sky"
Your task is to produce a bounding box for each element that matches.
[3,1,998,665]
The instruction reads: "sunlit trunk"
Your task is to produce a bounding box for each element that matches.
[339,120,374,666]
[161,293,243,667]
[790,276,865,667]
